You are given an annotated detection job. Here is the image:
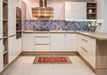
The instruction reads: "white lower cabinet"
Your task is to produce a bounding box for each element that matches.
[35,33,50,51]
[35,45,50,51]
[23,33,78,52]
[87,37,96,68]
[66,33,77,51]
[0,40,3,73]
[78,34,96,68]
[51,33,66,51]
[8,36,17,64]
[16,38,22,54]
[22,33,35,51]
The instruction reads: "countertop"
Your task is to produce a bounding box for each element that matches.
[22,31,107,40]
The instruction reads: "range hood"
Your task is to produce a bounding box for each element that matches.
[32,0,54,19]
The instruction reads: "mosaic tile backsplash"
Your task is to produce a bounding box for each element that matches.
[25,20,92,31]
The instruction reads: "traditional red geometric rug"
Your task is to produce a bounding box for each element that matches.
[33,56,71,64]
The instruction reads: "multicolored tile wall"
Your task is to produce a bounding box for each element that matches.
[25,20,91,31]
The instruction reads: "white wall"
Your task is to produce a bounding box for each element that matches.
[23,0,39,20]
[22,1,26,31]
[104,0,107,33]
[47,0,65,20]
[16,0,22,8]
[94,0,104,32]
[94,0,104,20]
[23,0,65,20]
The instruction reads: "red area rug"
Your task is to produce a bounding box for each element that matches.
[33,56,71,64]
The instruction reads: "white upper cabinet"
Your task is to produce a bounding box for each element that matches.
[65,2,86,19]
[51,33,66,51]
[66,34,77,51]
[0,0,3,38]
[0,40,3,73]
[8,0,16,36]
[22,33,35,51]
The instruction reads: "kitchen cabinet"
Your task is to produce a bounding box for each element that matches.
[16,38,22,54]
[8,36,17,63]
[22,33,35,51]
[88,37,96,68]
[66,34,77,51]
[78,34,96,68]
[65,2,86,19]
[35,33,50,51]
[0,0,3,38]
[51,33,66,51]
[0,40,3,73]
[8,0,16,36]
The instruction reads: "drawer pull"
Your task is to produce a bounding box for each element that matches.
[35,36,49,38]
[81,38,88,42]
[36,44,50,45]
[9,34,16,37]
[81,47,88,52]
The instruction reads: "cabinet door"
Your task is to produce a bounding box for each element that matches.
[0,0,3,38]
[78,34,86,56]
[51,33,66,51]
[22,33,34,51]
[88,37,96,68]
[16,38,22,54]
[78,34,96,68]
[66,34,77,51]
[35,35,50,51]
[65,2,86,19]
[8,36,17,63]
[8,0,16,36]
[0,40,3,72]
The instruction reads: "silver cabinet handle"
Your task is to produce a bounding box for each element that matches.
[35,36,49,38]
[9,34,16,37]
[81,47,88,52]
[35,44,50,45]
[81,38,88,42]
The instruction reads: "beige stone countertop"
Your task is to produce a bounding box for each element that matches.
[22,31,107,40]
[23,31,76,33]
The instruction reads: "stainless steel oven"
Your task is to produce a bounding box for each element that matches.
[16,7,22,39]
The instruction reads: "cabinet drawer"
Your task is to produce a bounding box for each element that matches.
[79,35,90,49]
[80,46,89,55]
[35,33,50,37]
[35,37,50,44]
[35,45,50,51]
[79,46,89,61]
[78,34,96,68]
[80,36,89,43]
